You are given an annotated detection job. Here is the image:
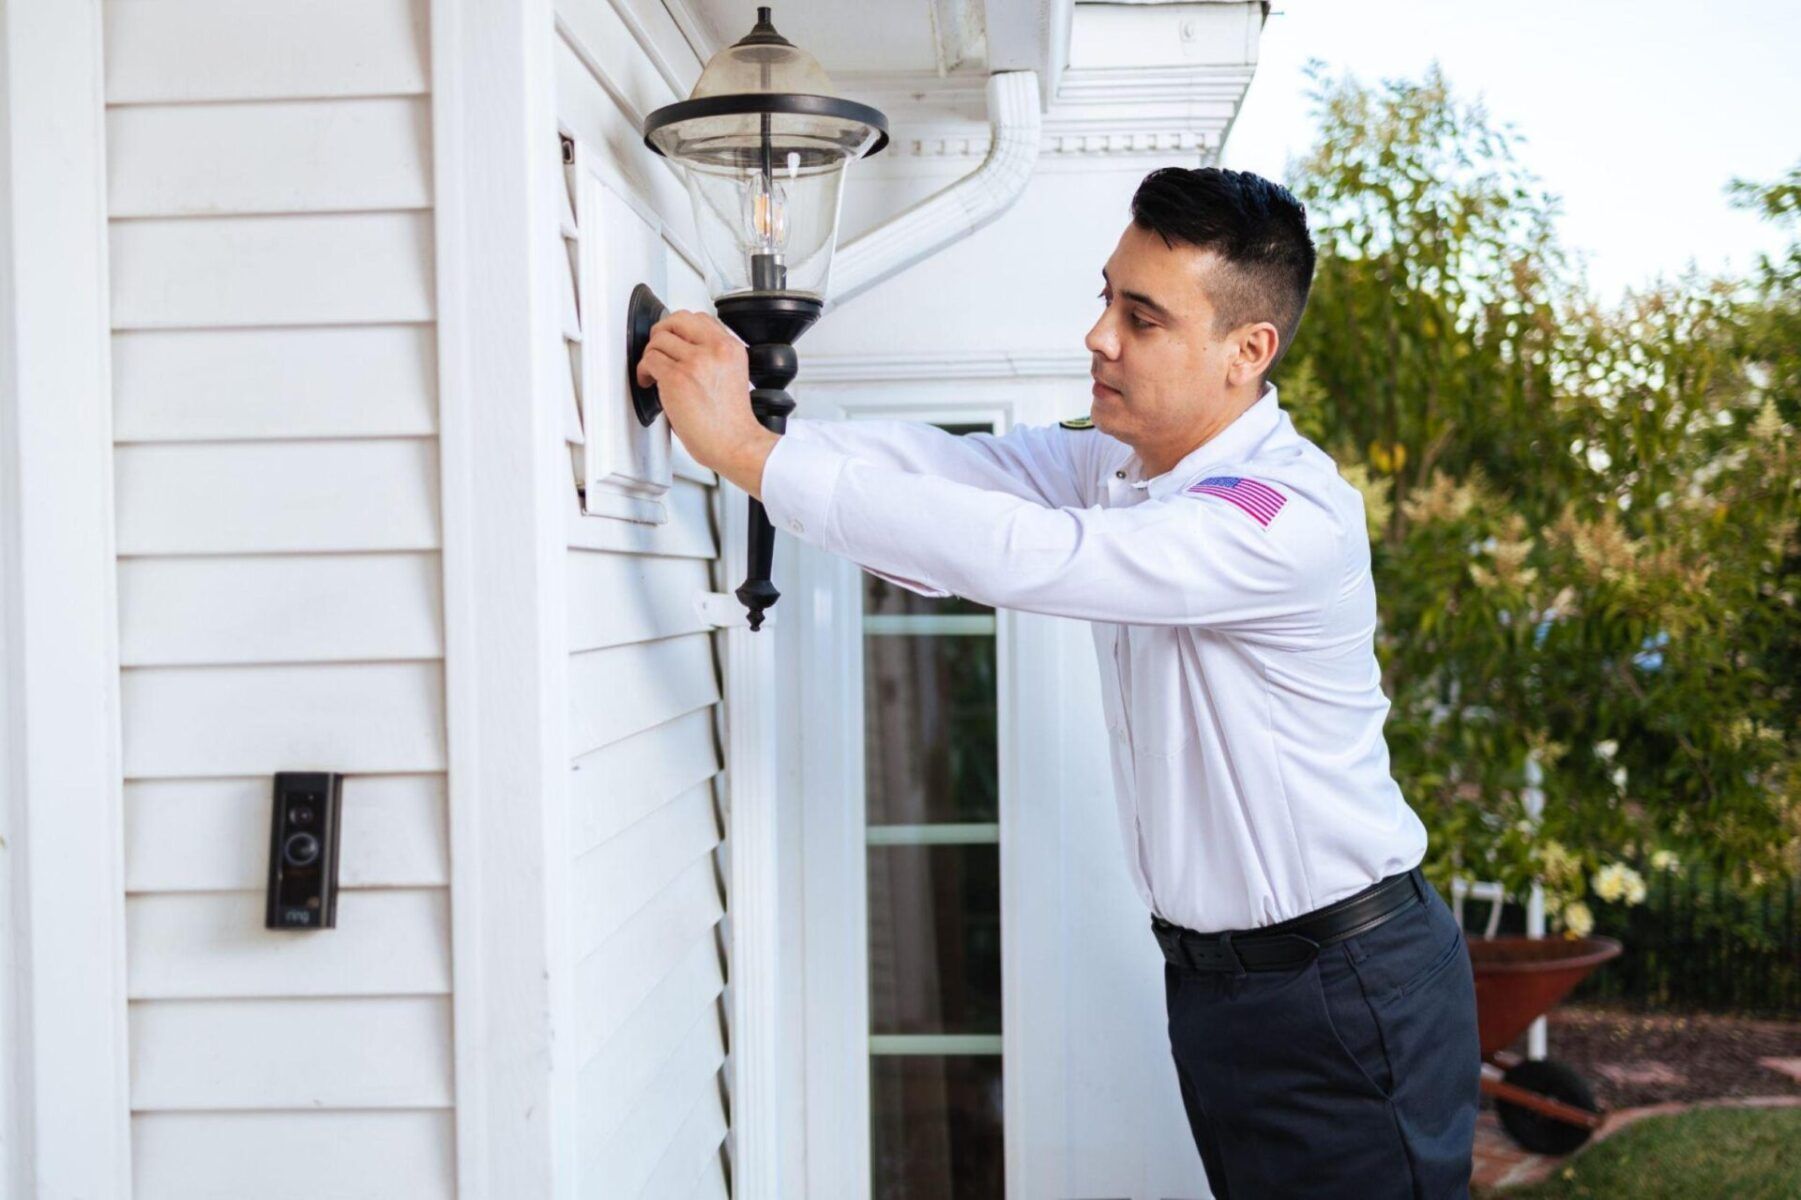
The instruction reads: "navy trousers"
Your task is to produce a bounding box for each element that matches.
[1163,873,1481,1198]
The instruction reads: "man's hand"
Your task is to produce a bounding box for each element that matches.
[635,309,779,498]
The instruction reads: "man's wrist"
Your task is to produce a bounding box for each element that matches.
[716,425,781,500]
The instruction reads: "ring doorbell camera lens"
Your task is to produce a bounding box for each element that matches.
[283,832,321,866]
[267,772,342,930]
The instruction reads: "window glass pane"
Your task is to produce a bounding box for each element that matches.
[870,1055,1004,1200]
[868,844,1001,1036]
[864,630,997,824]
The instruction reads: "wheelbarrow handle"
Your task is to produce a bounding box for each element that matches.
[1479,1064,1605,1130]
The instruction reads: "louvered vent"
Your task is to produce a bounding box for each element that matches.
[559,133,586,493]
[557,131,674,524]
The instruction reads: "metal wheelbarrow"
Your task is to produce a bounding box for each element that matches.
[1468,936,1623,1154]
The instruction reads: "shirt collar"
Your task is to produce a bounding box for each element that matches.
[1124,381,1285,500]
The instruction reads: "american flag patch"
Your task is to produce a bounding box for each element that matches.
[1185,475,1287,526]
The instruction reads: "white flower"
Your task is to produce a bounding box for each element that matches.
[1592,863,1628,903]
[1595,862,1647,906]
[1610,765,1628,791]
[1650,849,1681,873]
[1562,901,1595,938]
[1594,739,1619,761]
[1539,840,1582,888]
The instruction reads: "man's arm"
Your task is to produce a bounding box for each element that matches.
[782,414,1091,509]
[746,432,1347,634]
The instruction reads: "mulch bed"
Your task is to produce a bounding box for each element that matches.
[1503,1004,1801,1110]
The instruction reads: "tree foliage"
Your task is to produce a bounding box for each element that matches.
[1277,63,1800,927]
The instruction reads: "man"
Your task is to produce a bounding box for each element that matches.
[636,166,1480,1198]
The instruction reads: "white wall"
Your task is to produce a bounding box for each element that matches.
[104,1,456,1193]
[554,2,735,1197]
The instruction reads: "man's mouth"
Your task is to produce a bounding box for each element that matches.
[1092,376,1120,398]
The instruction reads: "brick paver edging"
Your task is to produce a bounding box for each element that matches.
[1474,1094,1801,1192]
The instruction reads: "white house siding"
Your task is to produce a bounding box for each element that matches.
[556,4,734,1198]
[104,1,455,1196]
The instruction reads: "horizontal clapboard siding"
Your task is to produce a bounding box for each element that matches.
[573,782,721,959]
[106,2,453,1194]
[566,479,718,557]
[567,550,715,651]
[121,661,447,779]
[108,97,433,218]
[128,888,451,999]
[558,11,730,1194]
[569,706,720,856]
[688,1152,730,1200]
[131,995,454,1109]
[119,553,443,666]
[564,604,732,1200]
[567,632,719,760]
[110,212,436,329]
[578,930,725,1147]
[125,774,448,892]
[113,326,438,443]
[115,439,441,556]
[104,0,429,105]
[132,1111,454,1200]
[582,997,727,1197]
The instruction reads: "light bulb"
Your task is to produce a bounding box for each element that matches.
[742,172,789,251]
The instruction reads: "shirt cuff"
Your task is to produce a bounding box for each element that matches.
[760,430,849,545]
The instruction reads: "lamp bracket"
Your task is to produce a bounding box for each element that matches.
[695,589,767,629]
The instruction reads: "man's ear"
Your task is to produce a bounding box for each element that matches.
[1226,322,1280,387]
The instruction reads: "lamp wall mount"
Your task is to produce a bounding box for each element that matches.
[627,282,667,428]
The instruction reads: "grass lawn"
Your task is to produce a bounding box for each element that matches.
[1492,1106,1801,1200]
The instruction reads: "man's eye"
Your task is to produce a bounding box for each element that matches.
[1099,289,1152,329]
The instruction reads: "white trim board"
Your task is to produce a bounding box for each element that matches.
[430,0,577,1195]
[0,0,133,1194]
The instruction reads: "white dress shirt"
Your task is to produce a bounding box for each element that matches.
[760,383,1428,933]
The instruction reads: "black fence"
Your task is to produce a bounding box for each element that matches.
[1456,867,1801,1017]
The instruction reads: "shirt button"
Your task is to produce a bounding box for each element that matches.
[1115,469,1126,479]
[790,518,805,533]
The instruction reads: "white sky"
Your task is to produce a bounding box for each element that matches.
[1218,0,1801,303]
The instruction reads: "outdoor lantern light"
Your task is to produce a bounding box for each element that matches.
[630,5,888,631]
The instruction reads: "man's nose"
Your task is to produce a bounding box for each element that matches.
[1084,312,1119,359]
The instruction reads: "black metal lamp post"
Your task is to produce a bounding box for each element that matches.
[628,6,888,631]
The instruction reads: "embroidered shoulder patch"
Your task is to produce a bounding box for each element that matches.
[1185,475,1288,527]
[1058,415,1094,430]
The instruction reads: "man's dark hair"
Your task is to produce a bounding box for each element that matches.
[1129,166,1316,379]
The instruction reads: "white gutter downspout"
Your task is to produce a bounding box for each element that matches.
[828,69,1042,309]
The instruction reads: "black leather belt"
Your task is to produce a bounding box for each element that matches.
[1152,865,1428,973]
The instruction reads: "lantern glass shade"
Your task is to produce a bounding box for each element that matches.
[643,12,885,302]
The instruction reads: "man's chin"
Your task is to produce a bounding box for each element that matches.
[1090,387,1125,430]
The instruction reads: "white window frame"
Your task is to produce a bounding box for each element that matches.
[794,391,1073,1200]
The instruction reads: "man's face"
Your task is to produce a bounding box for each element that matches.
[1084,222,1258,451]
